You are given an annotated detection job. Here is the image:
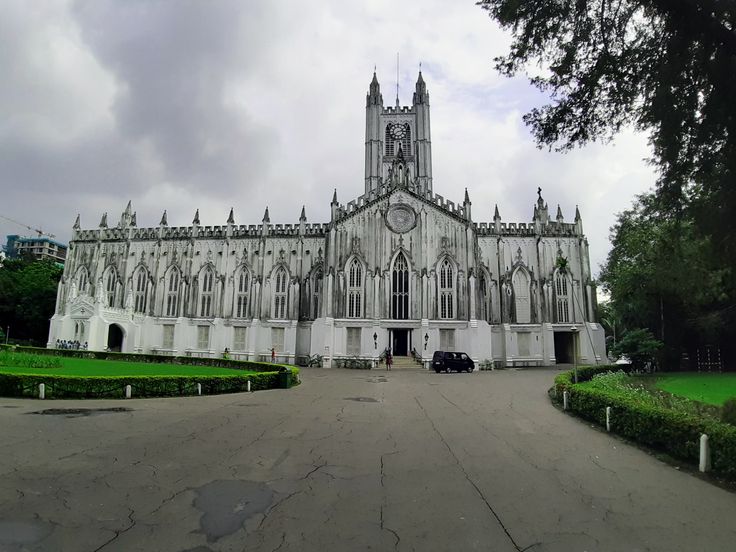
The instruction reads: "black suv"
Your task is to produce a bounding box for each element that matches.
[432,351,475,373]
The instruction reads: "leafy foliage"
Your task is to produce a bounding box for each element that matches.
[0,368,299,399]
[0,258,63,345]
[478,1,736,367]
[477,0,736,207]
[611,328,662,369]
[723,398,736,426]
[555,366,736,478]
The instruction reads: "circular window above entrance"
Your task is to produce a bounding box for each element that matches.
[386,203,417,234]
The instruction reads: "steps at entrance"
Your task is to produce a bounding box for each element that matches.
[388,356,421,370]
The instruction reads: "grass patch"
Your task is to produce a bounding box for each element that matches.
[0,353,255,377]
[654,373,736,406]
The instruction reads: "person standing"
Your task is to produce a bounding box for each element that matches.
[386,349,392,371]
[271,347,276,363]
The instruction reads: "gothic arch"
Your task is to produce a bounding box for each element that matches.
[435,255,457,320]
[345,255,365,318]
[233,264,251,319]
[131,264,151,314]
[511,266,531,324]
[163,264,182,317]
[197,264,216,317]
[102,265,120,308]
[74,266,90,295]
[390,250,411,320]
[270,265,290,320]
[553,268,571,323]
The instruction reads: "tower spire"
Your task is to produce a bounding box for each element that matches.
[396,52,400,107]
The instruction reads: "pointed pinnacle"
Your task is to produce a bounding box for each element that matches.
[193,209,200,225]
[575,205,582,221]
[464,188,470,204]
[130,212,137,226]
[332,188,338,204]
[99,213,108,228]
[124,200,132,215]
[299,205,307,221]
[556,204,563,220]
[262,206,270,223]
[227,207,235,224]
[160,210,168,226]
[494,204,500,219]
[73,214,80,229]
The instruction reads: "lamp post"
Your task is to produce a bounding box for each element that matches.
[424,332,429,351]
[373,332,378,350]
[571,325,579,383]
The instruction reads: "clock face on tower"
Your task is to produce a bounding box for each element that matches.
[389,123,408,140]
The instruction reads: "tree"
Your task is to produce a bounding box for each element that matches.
[478,0,736,263]
[612,328,663,370]
[0,258,63,345]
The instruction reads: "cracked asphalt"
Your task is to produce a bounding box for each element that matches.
[1,367,736,551]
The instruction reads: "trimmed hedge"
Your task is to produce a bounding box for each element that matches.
[7,346,288,372]
[0,368,299,399]
[555,365,736,479]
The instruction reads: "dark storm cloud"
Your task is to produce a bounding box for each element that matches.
[72,0,278,194]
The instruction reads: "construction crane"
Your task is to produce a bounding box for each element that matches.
[0,213,56,239]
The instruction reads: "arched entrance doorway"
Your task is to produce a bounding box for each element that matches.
[107,324,124,352]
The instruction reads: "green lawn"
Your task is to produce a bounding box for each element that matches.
[654,372,736,406]
[0,356,255,377]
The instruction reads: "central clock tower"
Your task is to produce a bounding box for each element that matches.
[364,70,433,196]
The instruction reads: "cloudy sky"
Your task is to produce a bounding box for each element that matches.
[0,0,656,275]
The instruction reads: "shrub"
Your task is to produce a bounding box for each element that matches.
[555,365,736,479]
[611,328,662,370]
[0,367,299,399]
[722,398,736,426]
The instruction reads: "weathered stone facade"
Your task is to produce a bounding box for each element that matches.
[48,72,605,367]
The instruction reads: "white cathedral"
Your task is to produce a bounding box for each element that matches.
[48,71,605,368]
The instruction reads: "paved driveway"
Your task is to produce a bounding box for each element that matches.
[1,368,735,551]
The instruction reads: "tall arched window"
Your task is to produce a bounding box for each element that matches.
[104,268,118,308]
[311,267,323,319]
[391,252,410,319]
[479,272,488,322]
[165,268,180,317]
[235,269,249,319]
[200,267,214,317]
[76,267,89,294]
[512,268,531,324]
[133,268,148,313]
[439,259,454,319]
[347,259,363,318]
[273,268,288,319]
[555,270,570,323]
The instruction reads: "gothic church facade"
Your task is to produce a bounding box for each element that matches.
[48,72,605,367]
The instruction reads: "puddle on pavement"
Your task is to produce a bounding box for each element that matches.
[344,397,379,403]
[193,480,274,543]
[0,520,54,549]
[366,377,388,383]
[31,407,132,418]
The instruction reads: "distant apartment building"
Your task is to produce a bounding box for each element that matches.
[4,235,67,263]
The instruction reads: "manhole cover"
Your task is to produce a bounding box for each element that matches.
[32,407,132,417]
[344,397,379,403]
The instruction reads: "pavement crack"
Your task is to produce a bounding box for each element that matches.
[414,396,527,552]
[92,507,136,552]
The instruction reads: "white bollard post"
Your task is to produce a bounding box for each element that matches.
[197,383,202,396]
[563,390,570,411]
[699,433,711,472]
[38,383,45,400]
[606,407,612,432]
[125,385,132,399]
[247,380,251,393]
